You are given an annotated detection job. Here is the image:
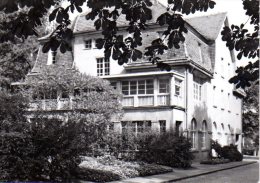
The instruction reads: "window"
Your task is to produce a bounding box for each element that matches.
[51,51,57,64]
[97,58,110,76]
[159,79,169,93]
[121,121,151,135]
[47,51,57,65]
[190,119,197,149]
[121,80,154,95]
[202,121,207,148]
[44,89,57,99]
[193,82,202,101]
[159,120,166,133]
[175,79,182,96]
[175,121,182,136]
[84,39,92,49]
[110,82,117,90]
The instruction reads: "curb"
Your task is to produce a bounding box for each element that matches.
[165,161,257,182]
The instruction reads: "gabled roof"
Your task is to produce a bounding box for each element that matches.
[73,1,167,33]
[185,12,227,40]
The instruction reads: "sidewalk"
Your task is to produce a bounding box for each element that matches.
[111,160,257,183]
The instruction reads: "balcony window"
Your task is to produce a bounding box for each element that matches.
[175,79,182,96]
[159,79,169,93]
[121,80,154,96]
[97,57,110,76]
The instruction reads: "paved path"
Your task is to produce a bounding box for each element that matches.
[111,161,257,183]
[174,162,259,183]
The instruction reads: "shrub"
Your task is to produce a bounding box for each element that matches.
[74,167,121,182]
[200,158,230,165]
[221,144,243,161]
[211,140,243,162]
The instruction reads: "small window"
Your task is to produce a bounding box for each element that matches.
[110,82,117,90]
[84,40,92,49]
[51,51,57,64]
[175,79,182,96]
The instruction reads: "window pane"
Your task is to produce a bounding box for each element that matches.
[159,79,169,93]
[130,81,137,95]
[146,80,154,94]
[84,40,92,49]
[122,81,129,95]
[138,80,145,94]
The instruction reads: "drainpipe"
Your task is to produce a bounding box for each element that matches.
[185,67,188,137]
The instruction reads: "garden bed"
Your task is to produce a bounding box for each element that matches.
[200,158,230,165]
[76,155,173,182]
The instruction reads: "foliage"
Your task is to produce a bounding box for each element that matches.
[102,131,193,168]
[211,140,243,162]
[200,158,230,165]
[221,0,259,88]
[78,155,172,181]
[0,66,122,181]
[136,132,194,168]
[0,0,216,71]
[242,83,259,149]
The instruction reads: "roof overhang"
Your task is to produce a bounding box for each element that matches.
[233,89,246,98]
[100,70,184,80]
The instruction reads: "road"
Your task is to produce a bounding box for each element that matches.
[173,162,259,183]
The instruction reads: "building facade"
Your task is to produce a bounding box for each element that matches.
[27,3,244,160]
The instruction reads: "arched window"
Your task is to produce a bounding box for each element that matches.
[191,119,197,149]
[202,120,207,148]
[227,124,231,145]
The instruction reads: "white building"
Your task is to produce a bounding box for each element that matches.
[27,2,244,160]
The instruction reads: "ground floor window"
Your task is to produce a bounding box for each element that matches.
[201,120,207,148]
[159,120,166,133]
[190,119,197,149]
[121,121,151,136]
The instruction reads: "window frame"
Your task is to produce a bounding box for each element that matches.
[121,79,154,96]
[201,121,207,149]
[84,39,92,49]
[97,57,110,76]
[190,119,197,149]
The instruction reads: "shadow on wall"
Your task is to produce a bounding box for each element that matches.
[192,103,212,132]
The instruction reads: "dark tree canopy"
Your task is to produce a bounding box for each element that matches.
[0,0,216,71]
[221,0,259,88]
[0,0,258,88]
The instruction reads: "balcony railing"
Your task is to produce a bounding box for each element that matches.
[157,94,170,106]
[122,96,134,107]
[138,96,154,106]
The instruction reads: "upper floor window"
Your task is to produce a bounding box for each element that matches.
[175,79,182,96]
[97,57,110,76]
[159,79,169,93]
[122,79,154,95]
[47,51,57,65]
[193,82,202,101]
[84,39,92,49]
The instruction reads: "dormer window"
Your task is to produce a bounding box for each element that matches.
[51,51,57,64]
[47,50,57,65]
[84,39,92,49]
